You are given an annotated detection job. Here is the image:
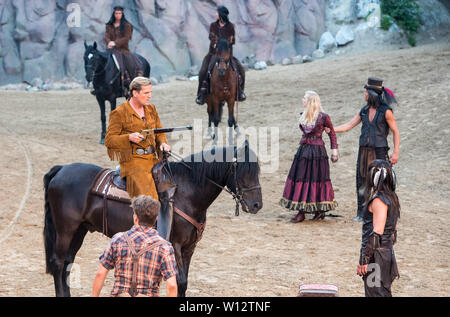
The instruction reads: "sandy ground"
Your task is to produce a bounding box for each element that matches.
[0,42,449,297]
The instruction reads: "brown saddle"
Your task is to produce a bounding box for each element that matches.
[90,159,204,242]
[90,156,177,204]
[112,170,127,191]
[91,169,131,204]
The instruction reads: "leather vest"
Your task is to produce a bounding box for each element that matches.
[359,104,392,148]
[361,192,398,251]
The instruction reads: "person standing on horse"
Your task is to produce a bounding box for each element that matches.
[105,77,171,200]
[92,195,178,297]
[91,6,143,96]
[334,77,399,222]
[195,5,246,105]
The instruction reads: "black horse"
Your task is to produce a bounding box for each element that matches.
[83,41,150,144]
[43,141,262,297]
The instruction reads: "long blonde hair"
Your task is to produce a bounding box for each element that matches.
[299,91,324,126]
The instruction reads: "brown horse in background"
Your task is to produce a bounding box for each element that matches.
[206,38,240,145]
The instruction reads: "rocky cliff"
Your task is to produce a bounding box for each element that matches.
[0,0,448,86]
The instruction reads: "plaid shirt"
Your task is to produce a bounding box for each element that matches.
[99,225,178,297]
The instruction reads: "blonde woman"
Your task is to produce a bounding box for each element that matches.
[280,91,338,223]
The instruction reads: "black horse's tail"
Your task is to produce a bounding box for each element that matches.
[43,165,63,275]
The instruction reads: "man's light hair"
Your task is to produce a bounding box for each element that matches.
[130,77,151,96]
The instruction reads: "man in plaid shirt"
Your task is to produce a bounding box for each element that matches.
[92,195,178,297]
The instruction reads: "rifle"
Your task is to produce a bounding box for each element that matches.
[140,126,193,138]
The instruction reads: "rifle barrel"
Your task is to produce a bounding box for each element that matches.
[141,126,193,136]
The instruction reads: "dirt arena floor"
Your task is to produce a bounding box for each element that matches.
[0,42,449,297]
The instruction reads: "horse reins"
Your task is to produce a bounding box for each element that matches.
[173,205,205,243]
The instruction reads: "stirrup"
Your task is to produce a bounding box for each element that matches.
[238,91,246,101]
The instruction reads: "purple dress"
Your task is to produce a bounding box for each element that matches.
[280,112,338,213]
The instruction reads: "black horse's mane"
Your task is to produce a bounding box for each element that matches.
[90,47,108,60]
[168,146,259,186]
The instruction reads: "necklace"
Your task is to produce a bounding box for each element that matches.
[130,99,145,118]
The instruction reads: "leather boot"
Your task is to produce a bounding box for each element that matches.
[290,211,305,223]
[196,81,208,105]
[238,91,246,101]
[311,212,325,220]
[353,206,363,222]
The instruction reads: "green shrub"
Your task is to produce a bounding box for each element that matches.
[381,0,421,46]
[408,34,416,47]
[380,14,393,30]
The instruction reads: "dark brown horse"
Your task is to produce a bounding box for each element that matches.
[43,141,262,297]
[206,39,240,145]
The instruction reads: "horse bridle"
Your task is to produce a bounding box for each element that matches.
[85,51,108,82]
[216,57,231,71]
[229,157,262,215]
[167,151,261,216]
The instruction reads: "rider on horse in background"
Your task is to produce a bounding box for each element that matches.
[91,6,143,96]
[196,5,246,105]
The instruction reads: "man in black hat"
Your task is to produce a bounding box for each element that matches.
[334,77,400,221]
[195,5,247,105]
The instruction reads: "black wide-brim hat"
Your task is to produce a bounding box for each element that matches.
[364,77,383,94]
